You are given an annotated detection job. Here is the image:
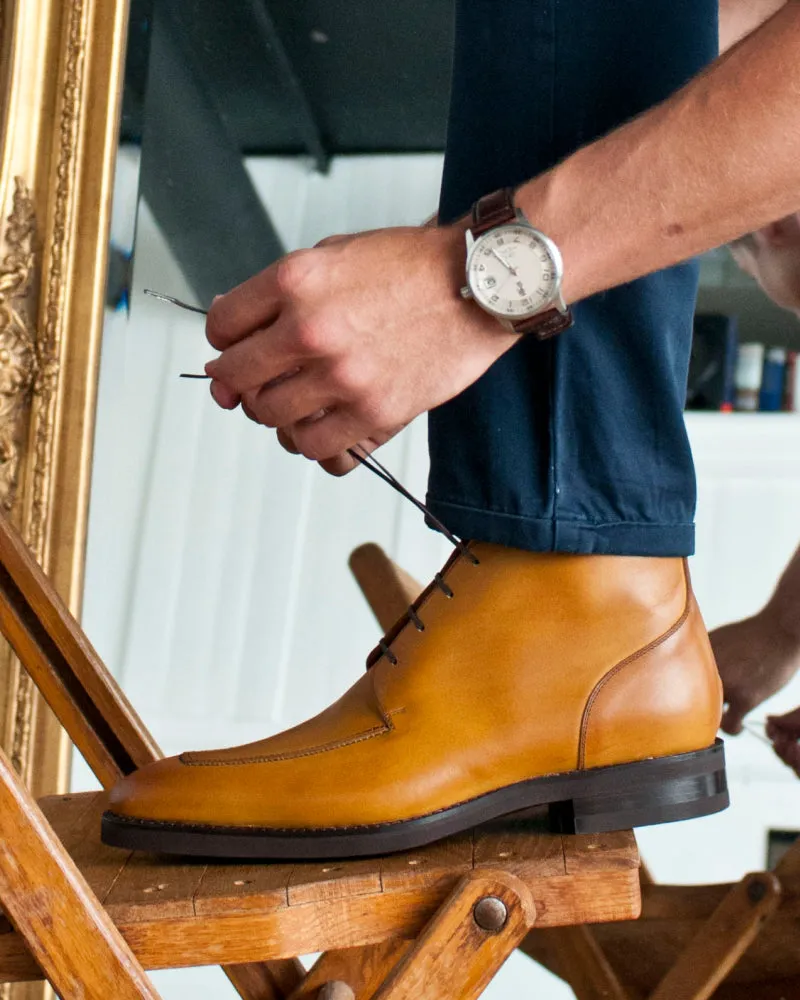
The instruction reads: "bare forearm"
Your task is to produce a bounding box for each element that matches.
[719,0,788,52]
[766,542,800,645]
[514,2,800,306]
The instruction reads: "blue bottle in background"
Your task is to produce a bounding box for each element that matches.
[760,347,787,412]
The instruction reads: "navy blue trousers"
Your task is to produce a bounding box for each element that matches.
[428,0,719,556]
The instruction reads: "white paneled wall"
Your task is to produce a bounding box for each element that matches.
[77,152,800,1000]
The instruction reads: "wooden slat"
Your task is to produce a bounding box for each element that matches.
[225,959,306,1000]
[103,855,209,924]
[34,794,300,1000]
[0,866,641,983]
[648,873,782,1000]
[27,802,640,929]
[287,859,383,907]
[520,926,633,1000]
[379,832,473,893]
[372,870,537,1000]
[0,514,160,784]
[474,825,566,881]
[194,863,292,917]
[287,943,411,1000]
[0,745,159,999]
[3,793,641,986]
[348,544,422,631]
[563,832,639,875]
[40,793,133,903]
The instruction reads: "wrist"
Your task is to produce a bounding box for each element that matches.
[514,169,591,307]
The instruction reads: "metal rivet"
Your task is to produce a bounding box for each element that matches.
[473,896,508,933]
[747,879,768,904]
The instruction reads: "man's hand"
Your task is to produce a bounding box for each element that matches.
[711,608,800,734]
[766,707,800,776]
[204,225,517,473]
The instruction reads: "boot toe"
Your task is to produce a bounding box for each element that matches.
[108,756,201,824]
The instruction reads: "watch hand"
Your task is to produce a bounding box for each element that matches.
[490,248,514,273]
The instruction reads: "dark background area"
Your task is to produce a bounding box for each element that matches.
[122,0,454,159]
[117,0,455,303]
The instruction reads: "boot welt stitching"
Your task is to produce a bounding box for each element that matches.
[577,559,692,770]
[180,709,406,767]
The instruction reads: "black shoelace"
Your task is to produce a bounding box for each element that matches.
[346,445,480,666]
[146,288,481,666]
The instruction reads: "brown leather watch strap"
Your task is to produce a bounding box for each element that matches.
[470,187,574,340]
[513,308,574,340]
[471,187,517,236]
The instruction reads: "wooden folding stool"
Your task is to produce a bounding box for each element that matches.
[0,515,640,1000]
[350,544,800,1000]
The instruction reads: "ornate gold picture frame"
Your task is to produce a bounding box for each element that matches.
[0,0,128,903]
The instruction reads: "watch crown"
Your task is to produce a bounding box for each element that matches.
[460,285,473,300]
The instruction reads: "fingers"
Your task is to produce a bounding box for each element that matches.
[773,735,800,777]
[316,436,383,477]
[210,381,241,410]
[241,373,332,429]
[317,451,362,476]
[766,706,800,741]
[720,702,746,736]
[765,708,800,778]
[206,250,315,351]
[205,323,300,395]
[276,427,300,454]
[289,408,368,462]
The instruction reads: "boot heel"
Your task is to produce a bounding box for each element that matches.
[547,739,729,835]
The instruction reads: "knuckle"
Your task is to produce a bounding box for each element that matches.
[331,359,371,396]
[275,254,303,298]
[354,391,389,427]
[293,312,336,355]
[275,249,316,299]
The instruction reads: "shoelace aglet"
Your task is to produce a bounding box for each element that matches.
[144,289,209,315]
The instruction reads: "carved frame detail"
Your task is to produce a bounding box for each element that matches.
[0,1,130,996]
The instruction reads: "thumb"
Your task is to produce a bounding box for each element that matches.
[721,701,746,735]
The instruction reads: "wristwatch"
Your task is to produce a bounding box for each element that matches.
[460,188,573,339]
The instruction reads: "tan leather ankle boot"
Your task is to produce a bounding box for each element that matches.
[103,543,727,858]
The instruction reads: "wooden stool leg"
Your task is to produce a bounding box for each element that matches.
[648,872,781,1000]
[288,943,411,1000]
[227,958,306,999]
[520,925,633,1000]
[0,746,159,1000]
[371,870,536,1000]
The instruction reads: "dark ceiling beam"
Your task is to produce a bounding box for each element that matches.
[139,1,285,306]
[245,0,331,173]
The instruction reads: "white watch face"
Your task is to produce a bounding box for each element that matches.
[467,224,561,319]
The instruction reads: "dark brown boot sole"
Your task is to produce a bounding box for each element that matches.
[101,739,728,860]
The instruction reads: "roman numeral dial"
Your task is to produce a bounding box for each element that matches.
[466,224,562,320]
